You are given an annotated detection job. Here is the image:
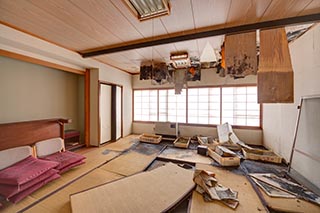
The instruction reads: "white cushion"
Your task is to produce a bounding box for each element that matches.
[0,146,32,170]
[35,138,64,157]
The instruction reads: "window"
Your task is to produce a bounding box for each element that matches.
[221,86,260,126]
[133,86,260,127]
[159,89,186,123]
[134,90,158,121]
[188,88,220,125]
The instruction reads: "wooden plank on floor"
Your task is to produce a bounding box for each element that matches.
[29,150,121,199]
[70,163,195,213]
[189,163,266,213]
[158,147,213,165]
[25,168,123,213]
[103,135,139,151]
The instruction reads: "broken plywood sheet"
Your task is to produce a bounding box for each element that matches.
[103,136,139,151]
[100,143,163,176]
[158,147,213,164]
[189,164,266,213]
[250,173,320,205]
[225,31,257,78]
[70,163,195,213]
[258,27,293,103]
[25,168,123,213]
[30,150,121,199]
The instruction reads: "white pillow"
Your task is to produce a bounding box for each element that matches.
[0,146,32,170]
[35,138,64,157]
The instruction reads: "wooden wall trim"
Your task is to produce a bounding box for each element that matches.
[0,49,85,75]
[84,69,90,147]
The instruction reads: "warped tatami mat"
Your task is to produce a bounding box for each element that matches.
[70,163,195,213]
[100,143,164,176]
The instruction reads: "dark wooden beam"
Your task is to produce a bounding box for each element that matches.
[81,13,320,58]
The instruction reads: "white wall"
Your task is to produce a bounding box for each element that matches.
[132,68,262,145]
[0,24,132,147]
[263,24,320,161]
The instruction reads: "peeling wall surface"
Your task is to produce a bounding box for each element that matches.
[263,25,320,161]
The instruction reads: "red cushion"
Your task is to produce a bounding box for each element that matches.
[41,151,85,170]
[0,156,59,185]
[59,160,85,174]
[8,173,60,203]
[0,169,59,198]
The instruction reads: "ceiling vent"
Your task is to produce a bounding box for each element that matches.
[124,0,171,21]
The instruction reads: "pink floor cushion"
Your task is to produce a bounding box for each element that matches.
[0,156,59,185]
[41,151,85,171]
[59,160,85,174]
[0,169,59,199]
[8,173,60,203]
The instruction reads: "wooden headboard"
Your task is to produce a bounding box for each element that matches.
[0,118,70,151]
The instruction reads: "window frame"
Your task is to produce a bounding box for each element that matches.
[132,84,262,130]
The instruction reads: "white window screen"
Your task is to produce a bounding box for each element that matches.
[188,88,220,124]
[221,86,260,126]
[159,89,186,123]
[134,90,158,121]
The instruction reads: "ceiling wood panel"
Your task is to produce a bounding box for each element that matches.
[69,0,143,43]
[261,0,313,21]
[299,0,320,15]
[191,0,231,29]
[29,0,123,47]
[160,0,195,34]
[109,0,168,38]
[0,0,101,50]
[1,0,319,74]
[226,0,272,27]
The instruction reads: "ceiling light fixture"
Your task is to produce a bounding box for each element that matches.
[124,0,170,21]
[170,52,189,69]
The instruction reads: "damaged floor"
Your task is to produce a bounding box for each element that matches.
[1,135,319,213]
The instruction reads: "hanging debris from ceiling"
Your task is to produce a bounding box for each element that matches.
[225,31,257,79]
[152,62,173,85]
[139,65,153,80]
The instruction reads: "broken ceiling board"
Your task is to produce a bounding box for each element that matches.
[251,178,295,198]
[258,187,320,213]
[29,150,121,199]
[70,163,195,213]
[225,31,257,78]
[189,163,266,213]
[103,135,139,152]
[258,27,294,103]
[25,168,123,213]
[158,147,213,165]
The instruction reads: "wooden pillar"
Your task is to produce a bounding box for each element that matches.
[111,85,117,141]
[258,28,294,103]
[84,69,90,147]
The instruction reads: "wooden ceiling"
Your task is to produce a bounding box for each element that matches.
[0,0,319,74]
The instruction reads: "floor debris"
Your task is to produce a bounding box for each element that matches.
[193,169,239,209]
[250,173,320,205]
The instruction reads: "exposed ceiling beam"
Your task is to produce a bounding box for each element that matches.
[81,13,320,58]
